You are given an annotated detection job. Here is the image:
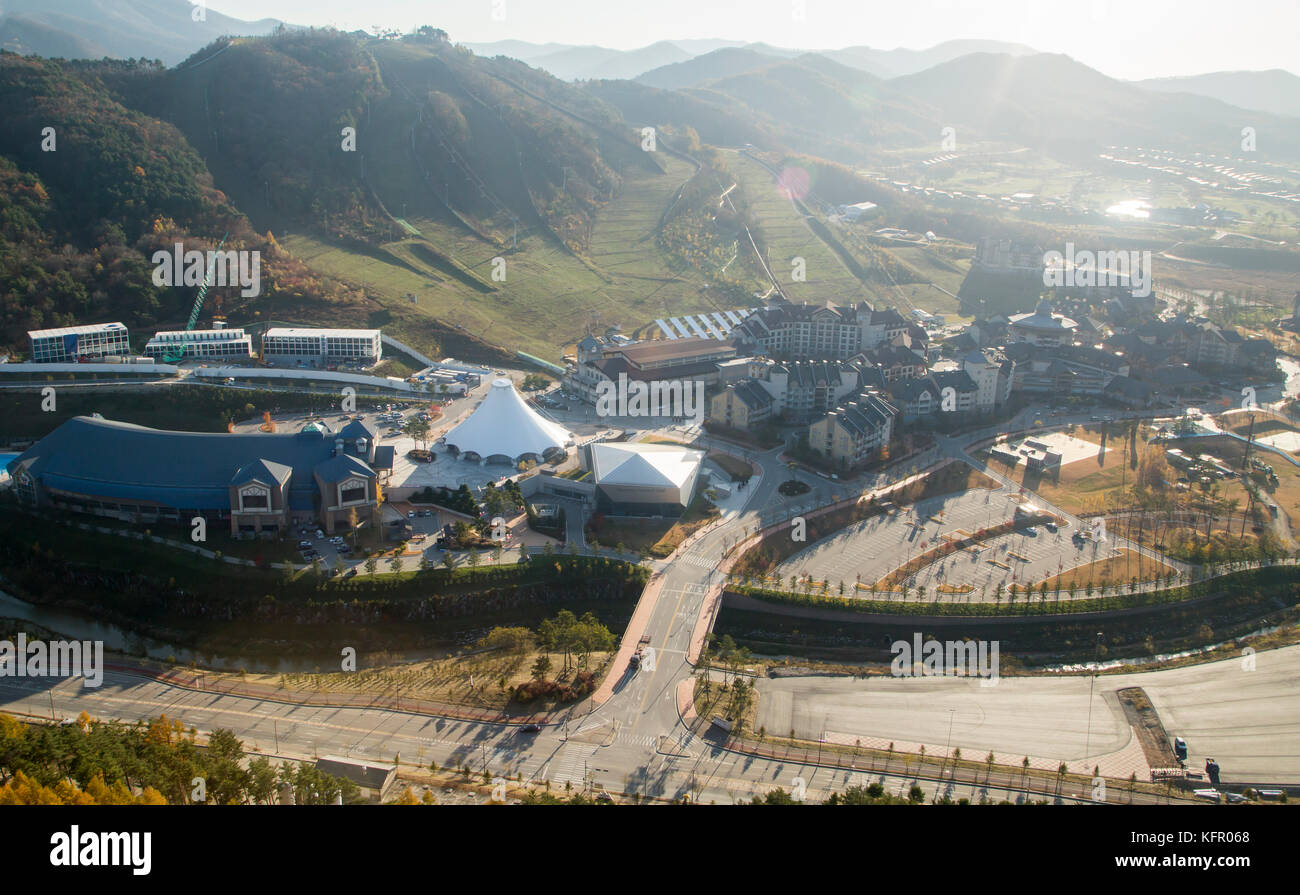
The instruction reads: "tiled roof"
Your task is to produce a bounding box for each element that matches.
[832,393,897,436]
[732,379,774,410]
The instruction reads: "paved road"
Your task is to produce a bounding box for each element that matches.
[0,668,1118,804]
[8,408,1297,798]
[755,644,1300,783]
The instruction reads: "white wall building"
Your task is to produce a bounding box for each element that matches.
[28,322,130,363]
[839,201,879,221]
[962,348,1012,411]
[144,327,253,359]
[262,327,382,364]
[588,442,704,517]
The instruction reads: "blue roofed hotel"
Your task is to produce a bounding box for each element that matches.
[6,416,395,538]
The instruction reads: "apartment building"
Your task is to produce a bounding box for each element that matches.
[807,390,898,469]
[262,327,382,365]
[144,327,253,359]
[28,322,130,363]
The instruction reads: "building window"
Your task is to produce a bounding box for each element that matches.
[340,484,367,504]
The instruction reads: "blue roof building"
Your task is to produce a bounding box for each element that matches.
[7,416,388,538]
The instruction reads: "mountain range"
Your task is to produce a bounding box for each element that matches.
[2,17,1299,363]
[3,1,1296,121]
[0,0,284,65]
[1135,69,1300,120]
[466,37,1040,82]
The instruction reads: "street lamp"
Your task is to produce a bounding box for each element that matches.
[1084,631,1103,761]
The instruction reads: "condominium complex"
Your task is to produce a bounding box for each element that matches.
[566,336,736,403]
[807,390,898,469]
[28,322,130,363]
[731,301,909,360]
[262,327,382,364]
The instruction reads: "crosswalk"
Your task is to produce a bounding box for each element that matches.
[543,747,601,786]
[676,549,717,569]
[618,733,659,748]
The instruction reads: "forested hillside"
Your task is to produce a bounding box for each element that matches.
[0,50,360,352]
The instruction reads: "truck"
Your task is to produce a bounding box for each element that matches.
[628,633,651,669]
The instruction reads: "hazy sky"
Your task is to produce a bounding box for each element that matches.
[209,0,1300,81]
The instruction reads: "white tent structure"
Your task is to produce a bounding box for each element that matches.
[443,378,574,463]
[589,442,704,515]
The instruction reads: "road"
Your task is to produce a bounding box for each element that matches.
[5,407,1296,799]
[756,644,1300,783]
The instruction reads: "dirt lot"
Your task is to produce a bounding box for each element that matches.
[222,648,612,711]
[1008,443,1252,520]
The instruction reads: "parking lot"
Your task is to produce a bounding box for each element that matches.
[773,485,1123,599]
[292,522,354,572]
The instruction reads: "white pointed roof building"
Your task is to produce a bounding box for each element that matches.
[589,441,705,516]
[444,378,574,462]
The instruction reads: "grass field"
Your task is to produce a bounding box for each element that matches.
[588,491,720,557]
[282,150,748,361]
[1035,550,1177,590]
[707,451,754,482]
[250,648,613,711]
[0,386,327,442]
[727,150,873,305]
[1220,410,1299,438]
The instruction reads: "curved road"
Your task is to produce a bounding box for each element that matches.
[3,415,1294,800]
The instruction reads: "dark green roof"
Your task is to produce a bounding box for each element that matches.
[7,416,376,511]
